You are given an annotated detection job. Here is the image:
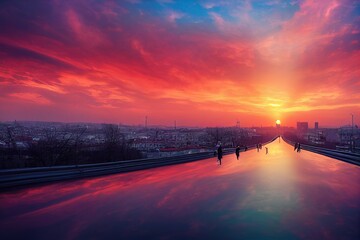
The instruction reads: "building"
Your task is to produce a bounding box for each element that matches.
[297,122,308,132]
[338,125,360,152]
[308,131,325,145]
[315,122,319,130]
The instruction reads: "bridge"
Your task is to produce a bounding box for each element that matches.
[0,138,359,239]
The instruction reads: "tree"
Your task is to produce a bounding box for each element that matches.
[101,124,142,162]
[28,126,87,167]
[103,124,124,162]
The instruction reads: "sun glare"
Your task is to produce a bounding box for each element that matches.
[276,120,281,125]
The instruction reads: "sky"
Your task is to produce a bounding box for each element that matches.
[0,0,359,127]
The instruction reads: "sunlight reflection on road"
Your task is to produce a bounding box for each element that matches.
[1,140,359,239]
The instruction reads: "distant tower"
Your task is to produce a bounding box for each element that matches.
[236,120,240,128]
[174,120,177,130]
[145,116,148,129]
[315,122,319,130]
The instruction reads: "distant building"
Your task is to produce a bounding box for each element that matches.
[297,122,308,132]
[338,125,360,152]
[308,131,325,145]
[323,128,340,143]
[315,122,319,130]
[338,125,353,145]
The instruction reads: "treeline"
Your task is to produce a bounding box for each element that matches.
[0,124,142,169]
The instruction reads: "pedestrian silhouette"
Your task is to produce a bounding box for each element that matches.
[294,142,298,151]
[265,147,268,154]
[297,143,301,152]
[217,145,223,165]
[235,145,240,160]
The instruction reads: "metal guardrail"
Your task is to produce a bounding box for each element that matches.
[0,137,279,190]
[282,137,360,166]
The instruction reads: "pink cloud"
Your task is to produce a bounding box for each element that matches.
[0,0,358,126]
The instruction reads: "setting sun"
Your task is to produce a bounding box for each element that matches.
[276,120,281,125]
[0,0,359,127]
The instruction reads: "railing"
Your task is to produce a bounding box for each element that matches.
[282,137,360,166]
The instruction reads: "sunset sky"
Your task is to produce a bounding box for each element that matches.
[0,0,359,127]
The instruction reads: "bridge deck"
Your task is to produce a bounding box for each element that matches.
[1,140,359,239]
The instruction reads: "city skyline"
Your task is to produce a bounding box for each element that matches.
[1,0,359,127]
[0,119,355,129]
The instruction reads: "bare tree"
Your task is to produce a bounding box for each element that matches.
[6,127,16,149]
[103,124,124,162]
[28,126,87,167]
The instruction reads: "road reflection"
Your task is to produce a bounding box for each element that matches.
[1,140,359,239]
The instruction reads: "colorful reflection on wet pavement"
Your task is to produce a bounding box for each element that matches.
[1,140,359,239]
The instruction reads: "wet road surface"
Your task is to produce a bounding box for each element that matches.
[1,139,359,239]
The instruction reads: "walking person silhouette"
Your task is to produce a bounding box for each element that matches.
[217,145,223,165]
[235,145,240,160]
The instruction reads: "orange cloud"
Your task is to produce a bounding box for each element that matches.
[0,0,358,127]
[9,93,52,105]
